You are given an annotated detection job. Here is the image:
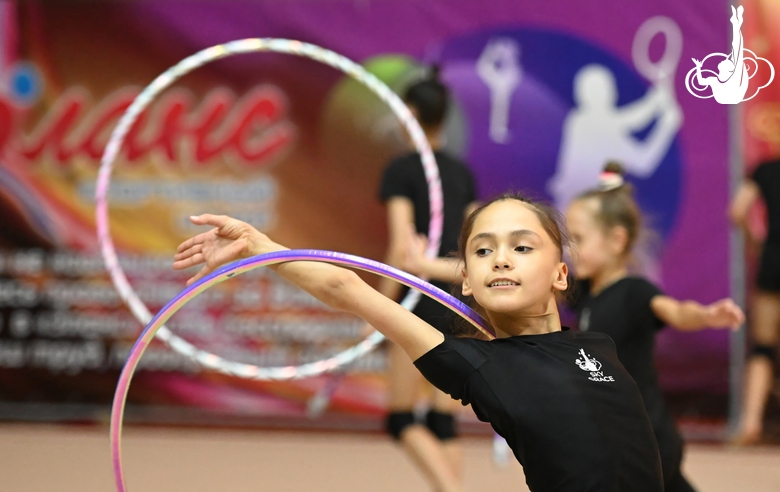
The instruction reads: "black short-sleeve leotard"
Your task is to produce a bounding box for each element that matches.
[751,159,780,291]
[379,151,476,331]
[414,329,663,491]
[571,277,693,491]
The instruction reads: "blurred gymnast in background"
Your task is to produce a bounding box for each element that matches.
[377,69,479,492]
[730,157,780,445]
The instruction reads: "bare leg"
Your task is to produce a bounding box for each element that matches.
[388,342,464,492]
[733,291,780,445]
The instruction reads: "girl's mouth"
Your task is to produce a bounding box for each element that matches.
[489,279,520,288]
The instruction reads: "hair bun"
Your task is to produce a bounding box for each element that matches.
[602,161,626,176]
[599,161,626,191]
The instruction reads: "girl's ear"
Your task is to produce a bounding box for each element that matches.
[608,226,630,256]
[462,268,472,296]
[552,262,568,292]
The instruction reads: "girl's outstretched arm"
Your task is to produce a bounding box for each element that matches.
[650,295,744,331]
[173,214,445,360]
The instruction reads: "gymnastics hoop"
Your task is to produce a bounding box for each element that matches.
[97,39,444,380]
[111,249,493,491]
[631,16,682,83]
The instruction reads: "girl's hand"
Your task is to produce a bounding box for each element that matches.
[173,214,282,286]
[703,298,745,331]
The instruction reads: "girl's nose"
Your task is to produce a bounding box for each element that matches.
[493,248,512,270]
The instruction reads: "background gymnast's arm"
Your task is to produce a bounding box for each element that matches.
[400,201,480,284]
[172,214,445,361]
[650,295,744,331]
[376,196,416,299]
[729,179,761,253]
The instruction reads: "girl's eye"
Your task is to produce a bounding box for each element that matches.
[476,248,491,256]
[515,246,533,253]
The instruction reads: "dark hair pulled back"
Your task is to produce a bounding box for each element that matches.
[403,66,449,128]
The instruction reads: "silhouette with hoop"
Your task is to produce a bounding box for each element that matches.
[548,16,684,209]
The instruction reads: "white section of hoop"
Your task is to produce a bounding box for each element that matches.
[96,39,443,380]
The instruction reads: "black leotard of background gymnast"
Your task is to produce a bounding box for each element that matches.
[380,151,476,332]
[751,160,780,291]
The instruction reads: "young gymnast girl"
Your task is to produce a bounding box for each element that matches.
[729,157,780,445]
[174,193,665,491]
[564,163,744,492]
[378,69,478,492]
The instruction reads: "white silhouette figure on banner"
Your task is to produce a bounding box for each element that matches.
[686,6,774,104]
[477,38,522,144]
[548,17,683,208]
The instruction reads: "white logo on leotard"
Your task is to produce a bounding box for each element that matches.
[575,348,615,383]
[576,348,601,371]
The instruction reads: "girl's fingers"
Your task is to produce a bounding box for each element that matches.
[181,239,247,281]
[173,243,203,262]
[191,213,230,229]
[173,252,204,271]
[176,230,212,253]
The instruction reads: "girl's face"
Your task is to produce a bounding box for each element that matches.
[565,198,624,279]
[462,200,568,316]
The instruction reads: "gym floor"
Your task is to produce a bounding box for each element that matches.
[1,424,779,491]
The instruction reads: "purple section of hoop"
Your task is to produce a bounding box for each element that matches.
[110,249,491,491]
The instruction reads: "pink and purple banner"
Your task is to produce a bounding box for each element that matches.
[0,0,734,429]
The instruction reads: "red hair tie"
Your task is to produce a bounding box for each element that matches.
[598,171,624,191]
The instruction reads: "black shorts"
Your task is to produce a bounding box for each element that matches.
[758,243,780,292]
[401,284,458,335]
